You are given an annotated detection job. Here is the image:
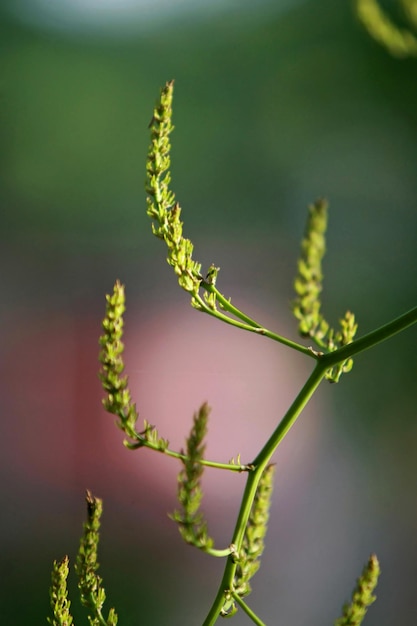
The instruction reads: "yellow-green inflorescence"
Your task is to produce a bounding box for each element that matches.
[355,0,417,58]
[75,491,118,626]
[233,464,276,600]
[146,80,203,303]
[98,280,138,438]
[98,280,169,451]
[334,554,380,626]
[48,555,73,626]
[292,199,358,382]
[171,403,214,551]
[293,198,329,342]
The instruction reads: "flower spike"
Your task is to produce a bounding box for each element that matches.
[48,556,73,626]
[75,491,118,626]
[292,199,358,382]
[334,554,380,626]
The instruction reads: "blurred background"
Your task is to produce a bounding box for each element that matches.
[1,0,417,624]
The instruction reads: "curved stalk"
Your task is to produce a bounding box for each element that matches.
[195,291,318,359]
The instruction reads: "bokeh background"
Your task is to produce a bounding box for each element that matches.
[1,0,417,624]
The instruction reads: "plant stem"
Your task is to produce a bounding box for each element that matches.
[195,292,318,359]
[201,305,417,624]
[203,283,263,327]
[201,303,417,623]
[202,363,327,625]
[252,362,327,467]
[322,304,417,367]
[232,592,267,626]
[205,546,235,558]
[128,439,252,472]
[88,596,108,626]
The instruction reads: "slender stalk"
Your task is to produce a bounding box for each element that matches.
[322,304,417,367]
[203,282,263,327]
[202,363,327,625]
[202,304,417,624]
[206,546,235,558]
[128,440,251,472]
[232,593,267,626]
[252,362,327,467]
[195,292,318,359]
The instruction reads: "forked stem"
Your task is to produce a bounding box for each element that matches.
[202,363,327,625]
[321,304,417,367]
[203,305,417,623]
[232,593,267,626]
[195,290,318,358]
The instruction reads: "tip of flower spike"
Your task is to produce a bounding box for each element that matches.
[293,199,358,382]
[334,553,380,626]
[146,82,207,300]
[99,282,140,436]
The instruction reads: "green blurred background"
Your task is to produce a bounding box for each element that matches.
[1,0,417,624]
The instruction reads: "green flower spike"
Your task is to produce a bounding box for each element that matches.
[48,555,74,626]
[146,80,203,301]
[146,82,318,359]
[355,0,417,58]
[99,282,247,470]
[98,281,170,451]
[326,309,358,383]
[293,198,329,343]
[292,199,358,382]
[233,464,276,601]
[171,403,214,551]
[75,491,118,626]
[98,280,139,441]
[334,554,380,626]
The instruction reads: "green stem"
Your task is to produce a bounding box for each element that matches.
[128,439,252,472]
[88,595,108,626]
[201,304,417,624]
[322,304,417,367]
[202,363,327,625]
[232,592,267,626]
[204,283,262,327]
[252,362,326,466]
[196,291,317,359]
[205,546,234,558]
